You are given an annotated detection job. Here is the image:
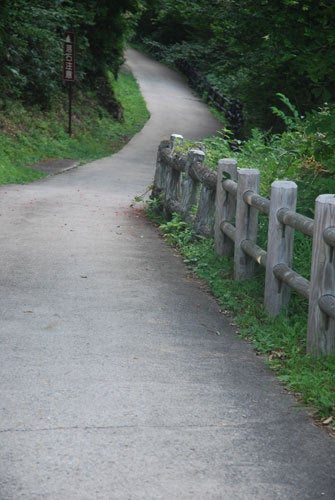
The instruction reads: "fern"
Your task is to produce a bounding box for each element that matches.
[271,93,301,129]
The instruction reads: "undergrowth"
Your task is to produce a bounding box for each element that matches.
[155,213,335,427]
[146,100,335,430]
[0,69,150,185]
[203,98,335,216]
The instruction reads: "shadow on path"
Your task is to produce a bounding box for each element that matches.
[0,49,334,499]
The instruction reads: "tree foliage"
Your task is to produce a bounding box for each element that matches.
[0,0,140,107]
[2,1,334,130]
[136,0,335,132]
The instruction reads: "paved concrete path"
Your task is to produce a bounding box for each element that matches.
[0,49,334,499]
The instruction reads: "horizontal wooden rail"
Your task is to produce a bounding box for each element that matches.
[277,208,314,237]
[222,179,237,196]
[220,221,236,242]
[152,134,335,356]
[243,190,270,215]
[190,162,217,190]
[159,148,186,172]
[273,263,310,300]
[318,295,335,320]
[323,227,335,247]
[241,240,267,267]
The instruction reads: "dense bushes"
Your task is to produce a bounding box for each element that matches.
[3,1,334,134]
[203,97,335,217]
[0,0,139,108]
[150,101,335,423]
[0,69,150,184]
[135,1,335,134]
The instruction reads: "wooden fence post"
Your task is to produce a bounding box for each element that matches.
[152,134,183,201]
[181,149,205,220]
[164,135,184,216]
[214,159,238,256]
[307,194,335,356]
[170,134,184,150]
[234,169,260,280]
[264,181,297,315]
[152,139,170,199]
[195,184,216,237]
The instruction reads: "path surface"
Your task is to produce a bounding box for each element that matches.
[0,49,334,499]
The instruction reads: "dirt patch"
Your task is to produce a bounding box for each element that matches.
[28,158,79,175]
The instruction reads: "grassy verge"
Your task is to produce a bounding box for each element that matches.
[0,69,150,185]
[152,212,335,432]
[146,101,335,432]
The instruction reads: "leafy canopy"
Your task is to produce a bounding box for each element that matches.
[0,0,141,106]
[136,0,335,132]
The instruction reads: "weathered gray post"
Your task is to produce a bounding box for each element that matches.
[164,134,184,216]
[214,159,238,256]
[195,172,217,238]
[152,139,170,199]
[307,194,335,356]
[181,149,205,221]
[234,169,260,280]
[170,133,184,150]
[264,181,297,315]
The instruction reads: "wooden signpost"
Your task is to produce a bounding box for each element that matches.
[63,31,75,136]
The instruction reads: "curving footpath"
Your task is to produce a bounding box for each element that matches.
[0,49,334,499]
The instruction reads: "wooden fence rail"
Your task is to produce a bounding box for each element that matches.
[152,134,335,357]
[175,58,244,139]
[135,39,244,139]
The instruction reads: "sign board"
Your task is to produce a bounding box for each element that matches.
[63,32,75,82]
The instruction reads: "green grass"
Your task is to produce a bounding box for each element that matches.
[0,69,150,185]
[155,214,335,427]
[151,103,335,430]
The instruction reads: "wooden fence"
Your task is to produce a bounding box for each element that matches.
[135,39,243,139]
[175,59,243,139]
[152,134,335,357]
